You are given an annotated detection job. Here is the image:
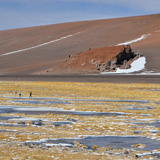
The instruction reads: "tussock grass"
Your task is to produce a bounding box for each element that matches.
[0,81,160,159]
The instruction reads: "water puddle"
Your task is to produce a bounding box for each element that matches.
[0,123,25,127]
[135,120,160,128]
[12,100,70,105]
[136,152,160,159]
[0,116,20,120]
[70,99,150,104]
[4,96,151,104]
[24,136,160,151]
[9,117,43,126]
[7,117,74,126]
[133,131,142,135]
[0,105,124,116]
[121,106,154,110]
[0,129,17,132]
[52,121,74,126]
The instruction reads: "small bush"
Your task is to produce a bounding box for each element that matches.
[92,145,98,150]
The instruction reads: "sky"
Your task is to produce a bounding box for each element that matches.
[0,0,160,30]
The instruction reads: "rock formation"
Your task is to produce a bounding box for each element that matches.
[53,45,143,74]
[97,45,143,72]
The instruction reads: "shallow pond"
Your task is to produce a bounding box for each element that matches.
[135,120,160,128]
[25,135,160,151]
[5,96,152,104]
[0,105,124,116]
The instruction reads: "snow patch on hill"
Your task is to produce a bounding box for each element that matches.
[2,32,80,56]
[116,57,146,73]
[101,57,146,74]
[117,34,151,46]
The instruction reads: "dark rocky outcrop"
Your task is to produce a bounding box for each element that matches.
[96,45,143,72]
[53,45,143,74]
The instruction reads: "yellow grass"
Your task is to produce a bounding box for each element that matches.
[0,81,160,160]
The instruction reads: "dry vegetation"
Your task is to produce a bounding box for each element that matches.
[0,81,160,160]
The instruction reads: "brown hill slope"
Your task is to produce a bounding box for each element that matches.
[132,30,160,71]
[0,14,159,74]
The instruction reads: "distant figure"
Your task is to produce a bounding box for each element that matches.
[19,93,21,97]
[29,92,32,98]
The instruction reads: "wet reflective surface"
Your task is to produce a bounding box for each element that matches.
[25,136,160,151]
[1,94,160,159]
[0,105,123,116]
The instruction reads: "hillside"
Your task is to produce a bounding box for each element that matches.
[0,14,159,74]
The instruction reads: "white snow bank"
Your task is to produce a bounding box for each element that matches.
[139,72,160,75]
[116,57,146,73]
[117,34,151,46]
[14,107,65,111]
[45,143,73,147]
[9,117,41,121]
[136,151,160,157]
[78,135,138,138]
[3,32,80,56]
[101,57,146,74]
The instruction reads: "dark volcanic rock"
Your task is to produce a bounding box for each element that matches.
[97,45,143,72]
[116,45,134,64]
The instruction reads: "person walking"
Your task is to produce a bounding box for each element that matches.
[29,92,32,98]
